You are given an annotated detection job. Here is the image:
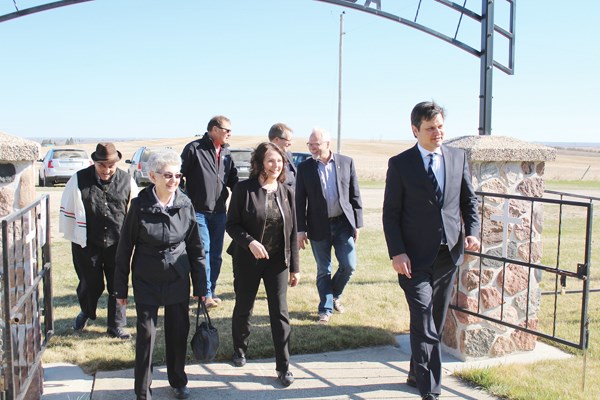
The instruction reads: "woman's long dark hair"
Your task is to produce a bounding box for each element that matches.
[249,142,287,183]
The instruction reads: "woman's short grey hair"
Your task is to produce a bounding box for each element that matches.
[147,148,181,173]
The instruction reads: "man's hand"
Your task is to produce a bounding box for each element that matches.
[353,228,360,244]
[248,240,269,259]
[116,298,128,306]
[392,253,412,279]
[465,236,480,252]
[297,232,309,250]
[289,272,300,287]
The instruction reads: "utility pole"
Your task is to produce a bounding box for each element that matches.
[336,11,345,154]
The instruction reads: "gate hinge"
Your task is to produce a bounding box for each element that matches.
[577,263,589,279]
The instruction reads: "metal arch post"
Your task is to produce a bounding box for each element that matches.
[0,0,93,23]
[478,0,495,135]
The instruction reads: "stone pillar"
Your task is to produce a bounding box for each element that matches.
[442,136,556,360]
[0,132,43,399]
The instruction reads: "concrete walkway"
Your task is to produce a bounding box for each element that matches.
[43,335,571,400]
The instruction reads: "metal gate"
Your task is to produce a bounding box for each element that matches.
[451,190,593,351]
[1,195,54,400]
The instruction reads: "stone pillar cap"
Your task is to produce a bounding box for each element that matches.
[446,135,556,162]
[0,132,40,161]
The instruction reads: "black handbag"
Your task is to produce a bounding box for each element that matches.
[190,299,219,362]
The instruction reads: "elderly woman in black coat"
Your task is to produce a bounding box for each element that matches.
[114,148,206,400]
[226,142,300,387]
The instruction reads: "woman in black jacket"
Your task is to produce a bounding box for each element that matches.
[114,148,206,400]
[226,142,300,387]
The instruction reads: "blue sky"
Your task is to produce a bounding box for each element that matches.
[1,0,599,143]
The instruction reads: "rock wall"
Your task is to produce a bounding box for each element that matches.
[443,136,556,361]
[0,132,43,399]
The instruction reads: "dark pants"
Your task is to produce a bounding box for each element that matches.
[71,242,126,328]
[134,301,190,400]
[399,245,456,396]
[232,256,291,372]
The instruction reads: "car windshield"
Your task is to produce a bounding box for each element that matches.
[140,150,155,162]
[230,151,251,164]
[52,150,88,159]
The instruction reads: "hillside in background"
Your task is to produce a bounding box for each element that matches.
[33,135,600,182]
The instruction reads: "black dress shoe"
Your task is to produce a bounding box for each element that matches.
[277,370,294,387]
[73,312,88,331]
[232,353,246,367]
[422,393,439,400]
[406,375,417,388]
[106,327,132,339]
[172,386,190,399]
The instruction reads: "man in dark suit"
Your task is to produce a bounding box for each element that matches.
[268,122,297,187]
[382,101,480,400]
[296,127,363,324]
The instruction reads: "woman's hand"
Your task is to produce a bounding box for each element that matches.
[289,272,300,287]
[248,240,269,259]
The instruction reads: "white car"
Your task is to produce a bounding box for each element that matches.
[39,148,93,187]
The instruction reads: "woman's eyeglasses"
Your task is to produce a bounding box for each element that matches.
[156,172,183,180]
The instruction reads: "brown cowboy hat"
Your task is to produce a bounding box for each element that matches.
[91,142,122,163]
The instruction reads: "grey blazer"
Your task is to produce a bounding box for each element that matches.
[295,153,363,241]
[382,144,480,268]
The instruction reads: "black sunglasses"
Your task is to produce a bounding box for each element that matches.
[216,125,232,134]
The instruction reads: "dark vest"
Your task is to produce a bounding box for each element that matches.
[77,166,131,248]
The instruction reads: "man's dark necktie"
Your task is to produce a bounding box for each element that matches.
[428,153,444,207]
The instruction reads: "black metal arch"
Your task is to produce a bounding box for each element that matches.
[317,0,516,136]
[1,0,516,135]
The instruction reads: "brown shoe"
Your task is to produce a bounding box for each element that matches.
[333,298,345,313]
[204,298,218,309]
[212,296,222,304]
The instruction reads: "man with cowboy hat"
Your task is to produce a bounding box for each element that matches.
[60,142,138,339]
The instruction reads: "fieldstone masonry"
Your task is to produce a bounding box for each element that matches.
[0,132,43,399]
[0,132,39,217]
[443,135,556,361]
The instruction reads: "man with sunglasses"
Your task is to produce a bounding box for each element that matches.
[268,122,296,187]
[181,115,239,308]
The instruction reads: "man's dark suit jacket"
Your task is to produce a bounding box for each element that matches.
[296,154,363,242]
[382,144,480,268]
[284,151,297,187]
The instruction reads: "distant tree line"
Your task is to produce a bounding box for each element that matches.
[40,137,78,146]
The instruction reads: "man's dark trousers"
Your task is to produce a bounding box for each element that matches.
[398,245,456,396]
[72,242,126,328]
